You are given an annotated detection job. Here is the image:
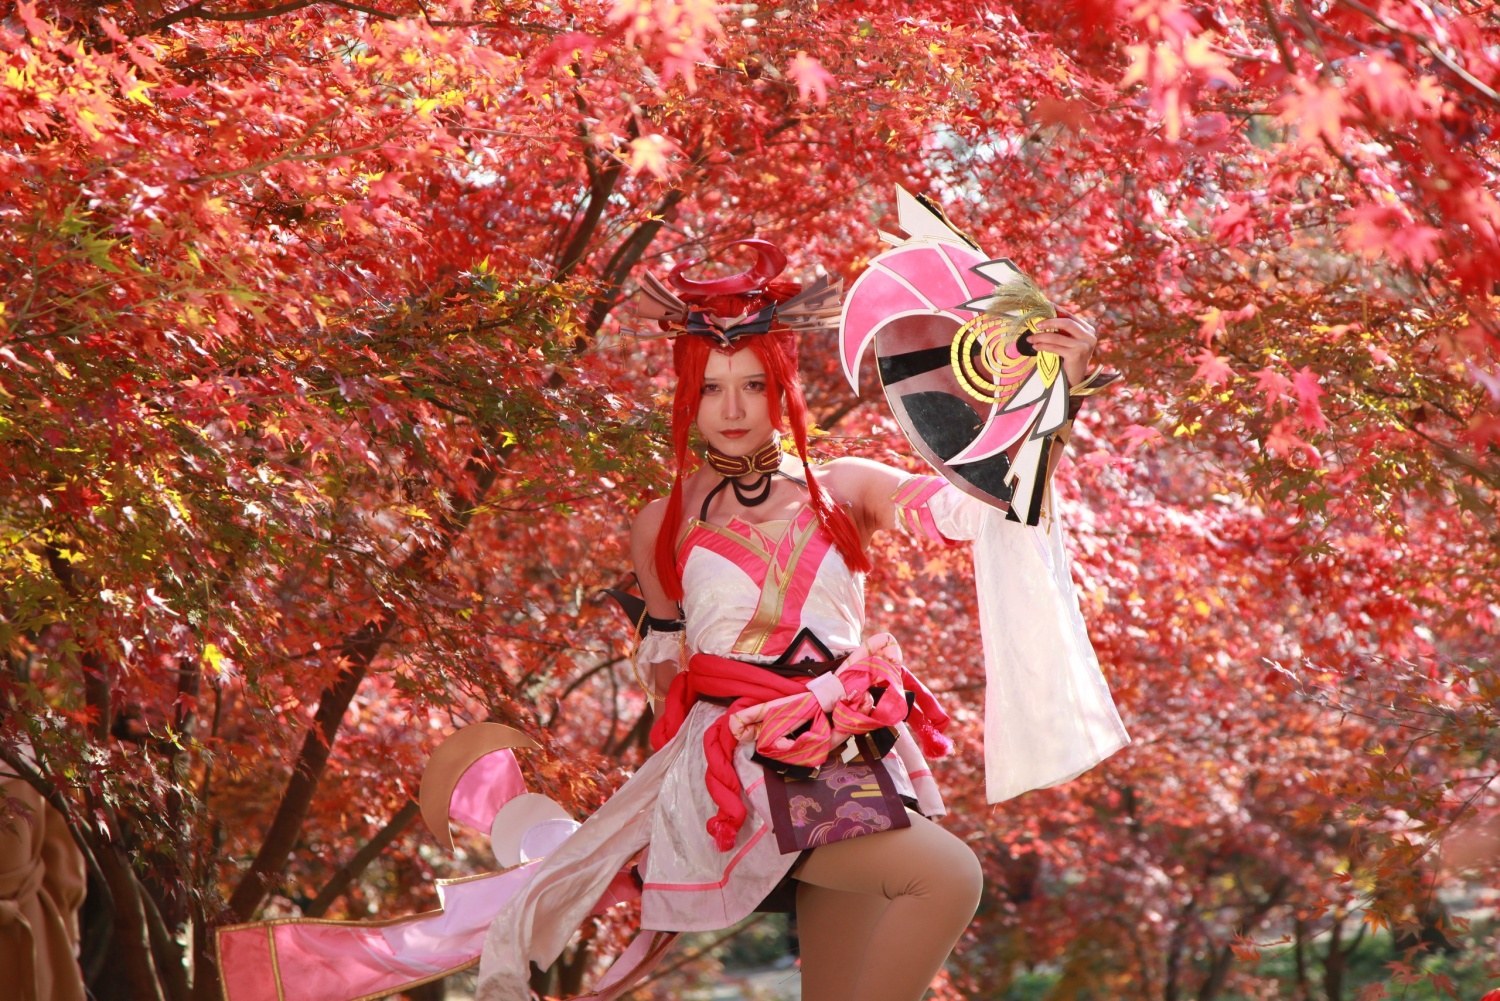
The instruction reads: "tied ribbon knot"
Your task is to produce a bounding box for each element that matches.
[649,634,952,853]
[727,641,910,770]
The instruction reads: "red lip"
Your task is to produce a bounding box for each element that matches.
[720,429,750,438]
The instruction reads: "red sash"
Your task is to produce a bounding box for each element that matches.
[649,637,951,852]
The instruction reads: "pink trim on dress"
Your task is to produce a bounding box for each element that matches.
[754,510,836,654]
[678,521,773,583]
[640,824,770,892]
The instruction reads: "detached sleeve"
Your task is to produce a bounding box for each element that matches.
[892,474,984,544]
[892,474,1129,804]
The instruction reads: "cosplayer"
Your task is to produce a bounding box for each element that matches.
[214,189,1128,1001]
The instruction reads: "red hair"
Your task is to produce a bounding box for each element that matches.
[654,331,871,601]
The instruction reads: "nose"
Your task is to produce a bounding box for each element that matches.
[723,385,745,420]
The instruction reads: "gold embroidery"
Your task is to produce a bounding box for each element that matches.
[732,515,821,656]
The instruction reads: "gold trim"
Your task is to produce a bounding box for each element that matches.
[733,516,820,656]
[689,518,773,563]
[419,723,540,850]
[347,958,479,1001]
[435,866,529,887]
[267,925,284,1001]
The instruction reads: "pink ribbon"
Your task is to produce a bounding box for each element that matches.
[727,634,910,769]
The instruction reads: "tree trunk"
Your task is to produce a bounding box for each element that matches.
[1294,917,1309,1001]
[95,841,168,1001]
[1196,944,1234,1001]
[225,612,398,922]
[1323,914,1344,1001]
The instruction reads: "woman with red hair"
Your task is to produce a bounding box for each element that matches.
[612,241,1100,1001]
[465,238,1120,1001]
[213,235,1127,1001]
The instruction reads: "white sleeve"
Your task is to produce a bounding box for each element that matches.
[634,628,683,670]
[925,482,987,542]
[970,505,1130,802]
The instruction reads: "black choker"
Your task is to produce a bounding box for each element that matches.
[731,473,774,507]
[703,436,783,508]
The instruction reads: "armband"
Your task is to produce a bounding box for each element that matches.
[891,475,962,546]
[1067,369,1122,419]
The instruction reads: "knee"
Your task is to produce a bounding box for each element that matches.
[940,840,984,915]
[892,829,983,914]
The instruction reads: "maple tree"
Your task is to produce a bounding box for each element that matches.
[3,1,1498,1000]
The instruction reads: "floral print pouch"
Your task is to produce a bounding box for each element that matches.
[762,737,910,855]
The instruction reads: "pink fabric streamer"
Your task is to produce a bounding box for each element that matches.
[217,862,650,1001]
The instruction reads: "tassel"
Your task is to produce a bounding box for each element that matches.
[706,816,739,853]
[980,269,1056,330]
[908,713,954,758]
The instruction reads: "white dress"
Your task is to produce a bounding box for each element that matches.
[637,502,941,930]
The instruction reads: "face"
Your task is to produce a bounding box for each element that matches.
[695,347,775,456]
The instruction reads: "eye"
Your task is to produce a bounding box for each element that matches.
[700,382,721,395]
[745,379,767,393]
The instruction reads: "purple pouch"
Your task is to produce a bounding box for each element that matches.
[762,738,910,855]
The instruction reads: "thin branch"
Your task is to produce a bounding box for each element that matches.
[1260,0,1299,76]
[187,133,400,185]
[545,654,627,727]
[1335,0,1500,107]
[140,0,311,33]
[304,799,421,916]
[629,915,769,991]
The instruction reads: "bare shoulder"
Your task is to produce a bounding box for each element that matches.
[631,496,670,551]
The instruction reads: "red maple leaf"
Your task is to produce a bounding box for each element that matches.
[1291,366,1327,431]
[1342,204,1443,269]
[1190,349,1236,387]
[1254,367,1294,407]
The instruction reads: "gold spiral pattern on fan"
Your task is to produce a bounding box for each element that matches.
[951,314,1058,404]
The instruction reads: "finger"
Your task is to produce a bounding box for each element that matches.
[1028,334,1092,354]
[1034,317,1097,340]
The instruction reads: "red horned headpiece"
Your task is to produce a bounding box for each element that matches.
[668,239,788,299]
[632,239,843,349]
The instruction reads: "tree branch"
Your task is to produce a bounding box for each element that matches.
[552,126,631,280]
[579,187,688,343]
[223,440,511,925]
[140,0,312,33]
[629,916,766,991]
[1334,0,1500,107]
[304,799,421,917]
[224,614,399,921]
[187,133,399,186]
